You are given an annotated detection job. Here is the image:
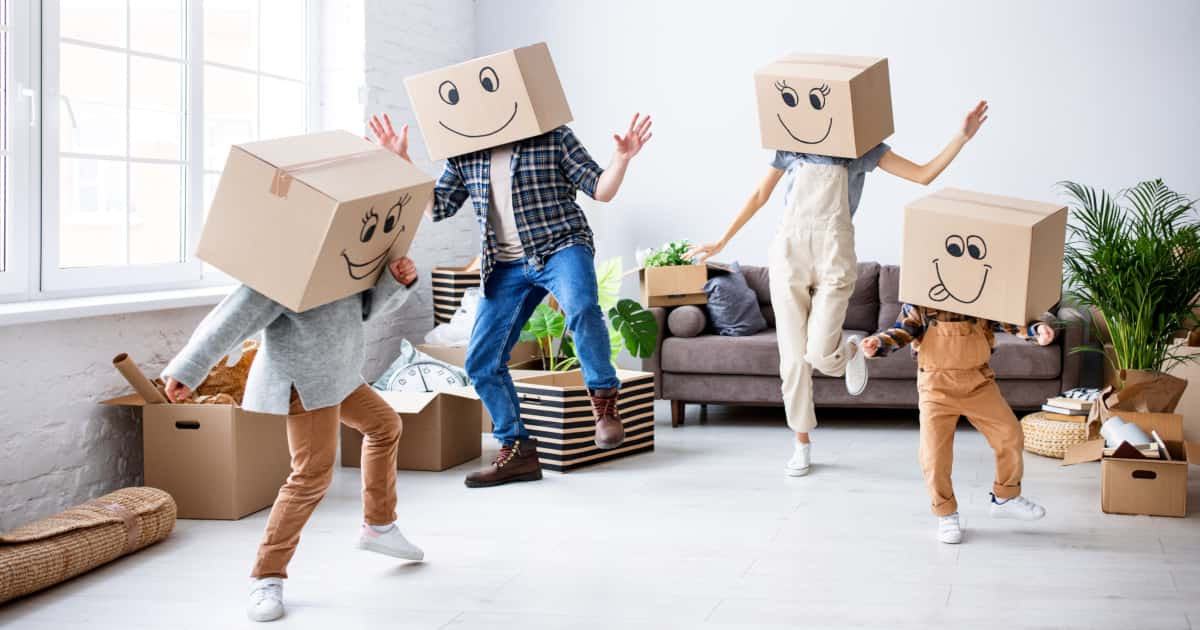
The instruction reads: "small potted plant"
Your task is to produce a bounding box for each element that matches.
[636,239,709,307]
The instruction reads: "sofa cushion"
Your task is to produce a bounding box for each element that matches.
[704,262,768,336]
[740,265,771,305]
[662,329,868,376]
[878,264,902,332]
[845,262,881,332]
[667,305,707,338]
[865,334,1062,380]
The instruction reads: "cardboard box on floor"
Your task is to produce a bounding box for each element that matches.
[405,42,572,161]
[1063,412,1200,517]
[341,389,482,472]
[197,130,433,312]
[754,54,893,159]
[898,188,1068,325]
[102,394,290,520]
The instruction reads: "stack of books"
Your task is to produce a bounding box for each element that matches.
[1041,388,1099,422]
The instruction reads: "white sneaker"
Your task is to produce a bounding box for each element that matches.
[247,577,284,622]
[785,442,811,477]
[356,523,424,561]
[989,494,1046,521]
[844,336,868,396]
[938,513,963,544]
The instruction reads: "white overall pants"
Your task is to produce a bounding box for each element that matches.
[767,163,857,432]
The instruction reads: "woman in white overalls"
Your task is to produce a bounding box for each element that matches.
[689,101,989,477]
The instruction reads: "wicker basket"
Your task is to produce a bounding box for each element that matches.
[1020,412,1089,459]
[0,487,176,604]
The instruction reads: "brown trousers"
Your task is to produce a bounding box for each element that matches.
[916,320,1024,517]
[251,384,402,578]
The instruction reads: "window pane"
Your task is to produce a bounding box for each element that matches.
[204,65,257,170]
[259,77,304,140]
[1,21,7,273]
[259,0,305,80]
[204,0,257,70]
[130,56,183,160]
[60,0,125,49]
[59,43,126,156]
[129,162,182,264]
[58,158,126,268]
[129,0,182,59]
[204,171,220,219]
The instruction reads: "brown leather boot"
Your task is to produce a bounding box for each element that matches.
[464,438,543,488]
[591,388,624,450]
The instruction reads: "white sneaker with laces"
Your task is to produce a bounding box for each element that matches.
[785,442,811,477]
[989,494,1046,520]
[938,512,963,544]
[844,336,869,396]
[356,523,424,561]
[247,577,284,622]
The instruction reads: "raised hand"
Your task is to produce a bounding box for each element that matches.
[1035,323,1056,346]
[390,256,418,287]
[684,241,723,263]
[613,113,653,160]
[961,100,988,140]
[860,336,881,358]
[367,113,411,163]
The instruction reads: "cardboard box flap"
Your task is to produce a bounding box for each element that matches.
[910,188,1065,226]
[377,391,439,415]
[1120,412,1184,444]
[1187,442,1200,466]
[101,392,150,407]
[1062,439,1104,465]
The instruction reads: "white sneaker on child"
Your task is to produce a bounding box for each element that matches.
[844,336,869,396]
[989,494,1046,520]
[247,577,284,622]
[785,442,811,477]
[356,523,424,561]
[938,513,963,544]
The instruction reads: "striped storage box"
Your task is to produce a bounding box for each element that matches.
[512,370,655,472]
[432,265,481,325]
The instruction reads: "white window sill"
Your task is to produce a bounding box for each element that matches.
[0,286,235,327]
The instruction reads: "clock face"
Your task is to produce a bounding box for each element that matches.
[384,361,466,392]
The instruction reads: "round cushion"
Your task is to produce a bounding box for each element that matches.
[667,305,707,338]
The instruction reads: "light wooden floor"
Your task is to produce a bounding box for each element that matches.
[3,403,1199,629]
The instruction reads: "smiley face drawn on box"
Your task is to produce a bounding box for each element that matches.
[754,54,893,159]
[928,232,991,305]
[339,192,413,280]
[405,43,574,161]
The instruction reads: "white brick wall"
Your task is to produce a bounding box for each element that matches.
[0,0,479,531]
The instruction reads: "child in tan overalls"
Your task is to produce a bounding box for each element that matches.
[689,101,990,477]
[862,304,1054,543]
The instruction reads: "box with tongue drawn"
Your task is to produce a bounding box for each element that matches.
[197,130,434,313]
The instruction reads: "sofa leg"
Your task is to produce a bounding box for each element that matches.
[699,403,708,424]
[671,400,685,427]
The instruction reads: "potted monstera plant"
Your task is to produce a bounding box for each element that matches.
[1060,179,1200,406]
[521,257,660,372]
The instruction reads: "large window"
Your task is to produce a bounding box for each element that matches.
[0,0,32,297]
[0,0,315,301]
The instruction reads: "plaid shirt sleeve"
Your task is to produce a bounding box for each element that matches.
[557,127,604,198]
[430,159,470,222]
[871,304,927,356]
[992,319,1043,342]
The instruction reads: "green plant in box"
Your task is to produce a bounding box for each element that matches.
[642,240,695,268]
[1059,179,1200,381]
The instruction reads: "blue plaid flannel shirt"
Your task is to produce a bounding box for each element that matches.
[430,125,603,294]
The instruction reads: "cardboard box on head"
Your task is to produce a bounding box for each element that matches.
[197,130,434,313]
[754,54,893,159]
[404,42,573,161]
[899,189,1068,325]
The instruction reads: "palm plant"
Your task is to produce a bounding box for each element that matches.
[1060,179,1200,377]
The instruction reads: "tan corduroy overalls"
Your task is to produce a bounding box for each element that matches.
[768,163,858,433]
[916,319,1024,517]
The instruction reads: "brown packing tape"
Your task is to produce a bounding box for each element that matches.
[112,353,169,404]
[267,147,387,198]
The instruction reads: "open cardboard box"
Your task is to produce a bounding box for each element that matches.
[102,393,290,520]
[341,388,482,472]
[1063,412,1200,517]
[417,342,544,432]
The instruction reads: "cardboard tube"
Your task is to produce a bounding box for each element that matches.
[112,353,169,404]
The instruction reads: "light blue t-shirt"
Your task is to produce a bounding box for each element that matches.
[769,142,891,217]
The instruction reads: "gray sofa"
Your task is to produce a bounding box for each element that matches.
[643,262,1088,427]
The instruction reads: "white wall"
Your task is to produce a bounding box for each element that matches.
[475,0,1200,269]
[0,0,478,530]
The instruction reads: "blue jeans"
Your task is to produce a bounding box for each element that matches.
[465,245,620,446]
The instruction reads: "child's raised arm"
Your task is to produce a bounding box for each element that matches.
[877,101,988,186]
[686,166,786,262]
[994,319,1056,346]
[863,304,928,357]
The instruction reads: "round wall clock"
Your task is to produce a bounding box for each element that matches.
[383,361,467,392]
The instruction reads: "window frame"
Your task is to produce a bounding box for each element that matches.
[0,0,36,299]
[17,0,320,304]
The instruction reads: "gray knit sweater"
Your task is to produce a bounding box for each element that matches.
[162,271,413,414]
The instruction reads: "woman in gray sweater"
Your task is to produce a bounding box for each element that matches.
[162,256,421,623]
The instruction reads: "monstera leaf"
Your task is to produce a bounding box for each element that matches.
[608,298,659,359]
[524,302,565,340]
[595,257,623,312]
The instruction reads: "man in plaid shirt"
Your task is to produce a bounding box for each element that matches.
[369,112,652,488]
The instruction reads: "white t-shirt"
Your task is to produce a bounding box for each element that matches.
[488,144,524,262]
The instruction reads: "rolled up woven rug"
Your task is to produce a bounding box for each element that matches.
[0,487,176,604]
